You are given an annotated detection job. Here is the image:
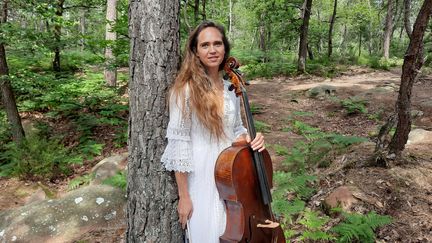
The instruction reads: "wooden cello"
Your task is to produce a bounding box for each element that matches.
[215,57,286,243]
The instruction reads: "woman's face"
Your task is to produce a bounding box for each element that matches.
[196,27,225,73]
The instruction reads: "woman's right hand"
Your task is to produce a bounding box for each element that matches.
[178,195,193,229]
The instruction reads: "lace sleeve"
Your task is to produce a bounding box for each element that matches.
[234,96,247,138]
[161,91,193,172]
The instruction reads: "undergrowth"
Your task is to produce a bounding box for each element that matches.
[271,119,391,241]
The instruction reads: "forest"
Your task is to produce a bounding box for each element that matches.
[0,0,431,242]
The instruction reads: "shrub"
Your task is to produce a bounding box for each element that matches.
[0,134,82,180]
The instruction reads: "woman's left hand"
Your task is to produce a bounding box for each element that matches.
[246,132,265,152]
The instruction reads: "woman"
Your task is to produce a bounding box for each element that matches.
[161,21,265,243]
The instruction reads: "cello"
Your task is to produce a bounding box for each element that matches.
[215,57,286,243]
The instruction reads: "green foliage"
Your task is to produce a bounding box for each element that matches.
[78,140,104,159]
[68,173,94,191]
[0,134,82,180]
[249,103,264,114]
[102,171,127,191]
[272,144,289,156]
[273,171,316,200]
[298,209,335,241]
[284,120,367,171]
[254,120,271,133]
[331,211,392,243]
[340,97,368,115]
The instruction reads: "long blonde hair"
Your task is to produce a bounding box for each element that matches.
[170,21,230,139]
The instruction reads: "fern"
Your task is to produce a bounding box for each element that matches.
[68,173,94,191]
[301,230,335,241]
[299,210,329,230]
[254,120,271,133]
[102,171,127,190]
[331,211,392,243]
[272,144,289,156]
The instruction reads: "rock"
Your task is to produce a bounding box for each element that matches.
[91,152,128,184]
[0,185,126,243]
[24,188,46,205]
[306,85,337,98]
[420,100,432,109]
[323,186,358,213]
[411,110,424,119]
[407,129,432,145]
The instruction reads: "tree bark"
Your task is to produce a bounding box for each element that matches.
[104,0,118,87]
[127,0,181,242]
[52,0,65,72]
[388,0,432,156]
[201,0,206,20]
[327,0,337,58]
[297,0,312,73]
[194,0,199,22]
[0,0,25,143]
[79,9,86,51]
[383,0,393,60]
[259,12,267,62]
[404,0,412,39]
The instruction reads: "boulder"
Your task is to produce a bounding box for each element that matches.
[407,129,432,145]
[0,185,126,243]
[323,186,358,213]
[306,85,337,98]
[91,152,128,185]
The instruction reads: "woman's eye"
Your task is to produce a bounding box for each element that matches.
[201,43,208,48]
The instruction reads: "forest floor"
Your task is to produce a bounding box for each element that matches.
[1,66,431,242]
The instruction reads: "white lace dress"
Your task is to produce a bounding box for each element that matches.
[161,80,247,243]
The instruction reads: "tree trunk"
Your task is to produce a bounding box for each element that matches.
[79,9,86,51]
[358,31,362,56]
[259,12,267,62]
[104,0,118,87]
[328,0,337,57]
[388,0,432,156]
[0,0,25,143]
[228,0,232,39]
[52,0,65,72]
[383,0,393,60]
[201,0,206,20]
[183,0,192,33]
[127,0,181,242]
[297,0,313,73]
[307,43,314,60]
[194,0,199,22]
[404,0,412,39]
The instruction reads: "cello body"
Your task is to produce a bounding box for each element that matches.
[215,141,285,242]
[215,57,285,243]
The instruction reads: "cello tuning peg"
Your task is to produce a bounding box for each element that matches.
[228,84,235,91]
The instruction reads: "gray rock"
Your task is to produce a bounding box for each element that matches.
[0,185,126,243]
[420,100,432,109]
[411,110,424,119]
[91,152,128,185]
[306,85,337,98]
[407,129,432,145]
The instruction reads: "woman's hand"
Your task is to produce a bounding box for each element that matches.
[178,195,193,229]
[246,132,265,152]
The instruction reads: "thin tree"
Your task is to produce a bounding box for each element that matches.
[0,0,25,143]
[52,0,65,72]
[127,0,181,241]
[388,0,432,156]
[104,0,117,87]
[404,0,412,38]
[328,0,337,57]
[298,0,313,73]
[383,0,393,60]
